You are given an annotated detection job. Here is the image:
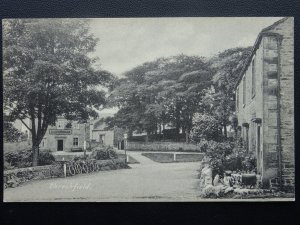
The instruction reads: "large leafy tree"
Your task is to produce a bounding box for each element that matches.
[205,47,252,137]
[3,19,112,165]
[109,54,212,142]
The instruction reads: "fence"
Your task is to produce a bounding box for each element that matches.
[127,141,200,152]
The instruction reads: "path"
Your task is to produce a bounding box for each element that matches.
[4,151,201,202]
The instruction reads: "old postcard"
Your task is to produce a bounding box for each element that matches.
[3,17,294,202]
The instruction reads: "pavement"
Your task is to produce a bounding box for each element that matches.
[4,151,202,202]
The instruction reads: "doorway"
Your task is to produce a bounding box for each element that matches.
[57,140,64,151]
[256,125,262,174]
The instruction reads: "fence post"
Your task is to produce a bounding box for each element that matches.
[63,162,67,178]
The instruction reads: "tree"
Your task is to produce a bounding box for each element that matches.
[109,54,213,143]
[206,47,252,137]
[3,115,26,143]
[3,19,113,166]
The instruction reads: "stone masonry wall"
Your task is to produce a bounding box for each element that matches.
[268,17,294,190]
[262,35,280,187]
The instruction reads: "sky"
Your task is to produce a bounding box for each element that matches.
[89,17,283,77]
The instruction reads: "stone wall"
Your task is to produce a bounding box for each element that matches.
[262,35,280,187]
[127,141,200,152]
[4,159,129,189]
[4,162,64,189]
[236,18,294,190]
[268,17,294,190]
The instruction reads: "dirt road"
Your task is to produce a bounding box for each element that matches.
[4,151,201,202]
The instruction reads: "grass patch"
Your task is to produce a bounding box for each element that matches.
[117,154,140,164]
[142,152,204,163]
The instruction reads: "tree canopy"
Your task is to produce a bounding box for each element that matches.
[109,47,252,143]
[109,54,213,142]
[3,19,113,165]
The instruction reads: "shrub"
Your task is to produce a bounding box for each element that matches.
[90,146,117,160]
[197,140,219,152]
[4,149,55,169]
[38,150,56,166]
[206,141,235,177]
[190,113,222,142]
[205,141,257,178]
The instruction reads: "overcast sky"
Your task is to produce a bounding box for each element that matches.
[90,17,283,77]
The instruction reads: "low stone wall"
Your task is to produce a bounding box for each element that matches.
[127,141,200,152]
[4,159,129,189]
[4,162,64,189]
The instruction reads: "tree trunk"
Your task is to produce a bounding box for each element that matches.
[32,142,39,167]
[185,129,189,143]
[145,132,149,143]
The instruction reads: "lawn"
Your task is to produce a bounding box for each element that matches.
[117,154,140,164]
[142,152,204,163]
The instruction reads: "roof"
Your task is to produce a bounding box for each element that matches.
[234,17,289,89]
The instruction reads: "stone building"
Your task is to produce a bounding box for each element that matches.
[89,119,114,147]
[40,117,88,152]
[235,17,294,190]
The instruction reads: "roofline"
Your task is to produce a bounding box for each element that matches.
[234,17,289,90]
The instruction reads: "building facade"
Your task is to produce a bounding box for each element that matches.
[235,17,294,189]
[40,117,88,152]
[89,119,114,147]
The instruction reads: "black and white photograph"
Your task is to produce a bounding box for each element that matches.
[2,17,295,202]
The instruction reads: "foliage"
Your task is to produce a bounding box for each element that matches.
[109,54,213,142]
[38,150,56,166]
[203,47,252,137]
[90,146,118,160]
[204,141,257,178]
[190,113,222,142]
[4,149,56,169]
[3,115,27,142]
[3,19,113,166]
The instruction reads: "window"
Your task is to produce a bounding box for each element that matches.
[57,120,64,129]
[236,87,239,111]
[243,76,246,106]
[74,123,80,129]
[252,58,256,97]
[73,137,79,146]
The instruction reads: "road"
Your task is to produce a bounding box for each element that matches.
[4,151,202,202]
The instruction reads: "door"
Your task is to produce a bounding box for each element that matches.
[256,125,262,174]
[57,140,64,151]
[121,140,125,150]
[99,134,105,144]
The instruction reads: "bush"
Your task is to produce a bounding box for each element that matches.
[205,141,257,178]
[38,150,56,166]
[190,113,222,142]
[90,146,117,160]
[205,141,235,177]
[197,140,218,152]
[4,149,55,169]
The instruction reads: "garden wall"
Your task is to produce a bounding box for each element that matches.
[4,162,64,189]
[127,141,200,152]
[4,159,128,189]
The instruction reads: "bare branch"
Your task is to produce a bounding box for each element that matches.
[19,118,32,132]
